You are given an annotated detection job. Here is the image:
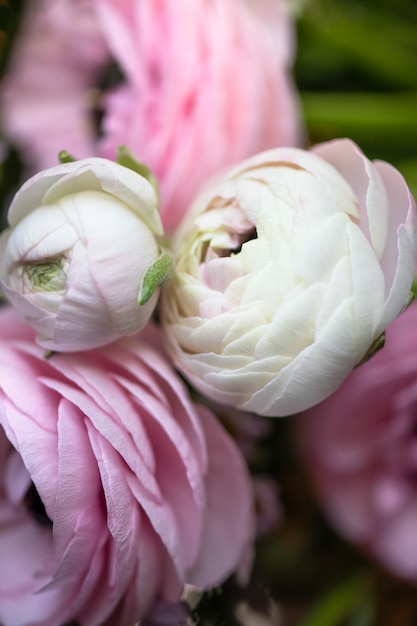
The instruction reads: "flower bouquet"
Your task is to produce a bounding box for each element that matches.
[1,0,417,625]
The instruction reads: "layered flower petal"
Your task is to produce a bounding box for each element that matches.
[161,140,417,416]
[0,307,254,626]
[0,157,164,351]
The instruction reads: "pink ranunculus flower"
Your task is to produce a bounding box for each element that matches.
[160,139,417,417]
[299,302,417,582]
[1,0,301,232]
[0,306,254,626]
[0,0,108,167]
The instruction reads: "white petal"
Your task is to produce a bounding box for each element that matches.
[8,157,162,235]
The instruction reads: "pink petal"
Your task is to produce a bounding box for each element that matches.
[188,406,254,587]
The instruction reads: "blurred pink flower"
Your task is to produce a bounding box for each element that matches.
[0,306,254,626]
[299,303,417,582]
[0,0,108,166]
[1,0,301,232]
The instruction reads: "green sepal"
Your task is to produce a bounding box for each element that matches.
[357,332,385,366]
[409,282,417,301]
[358,290,416,367]
[138,252,172,306]
[116,145,159,199]
[58,150,77,164]
[402,289,416,314]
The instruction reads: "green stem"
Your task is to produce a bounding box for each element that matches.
[296,572,373,626]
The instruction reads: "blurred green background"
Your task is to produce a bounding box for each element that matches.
[294,0,417,200]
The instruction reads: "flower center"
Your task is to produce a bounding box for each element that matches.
[23,257,67,293]
[195,200,257,265]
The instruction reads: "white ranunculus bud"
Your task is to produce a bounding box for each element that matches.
[161,139,417,417]
[0,156,167,351]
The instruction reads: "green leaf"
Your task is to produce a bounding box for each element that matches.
[297,573,373,626]
[138,252,172,305]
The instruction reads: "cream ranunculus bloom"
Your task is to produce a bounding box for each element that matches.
[0,156,165,351]
[161,139,417,417]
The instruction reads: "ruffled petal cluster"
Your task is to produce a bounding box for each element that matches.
[0,307,253,626]
[161,139,417,416]
[299,303,417,582]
